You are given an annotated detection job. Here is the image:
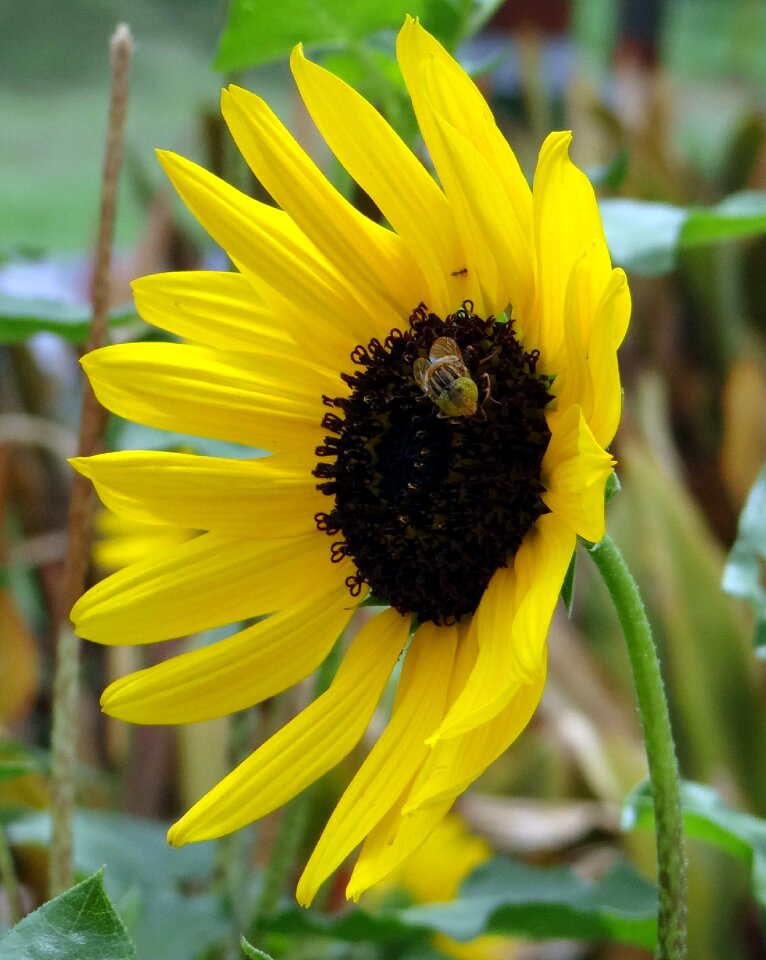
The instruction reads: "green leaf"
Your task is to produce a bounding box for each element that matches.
[240,937,275,960]
[268,856,657,948]
[600,192,766,276]
[605,470,622,503]
[681,191,766,247]
[587,147,629,191]
[8,812,225,960]
[215,0,428,70]
[561,549,576,617]
[623,780,766,912]
[599,199,688,276]
[0,295,139,345]
[400,857,657,948]
[722,464,766,654]
[0,870,138,960]
[0,761,37,783]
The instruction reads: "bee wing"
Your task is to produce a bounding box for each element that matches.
[413,357,431,392]
[429,337,460,362]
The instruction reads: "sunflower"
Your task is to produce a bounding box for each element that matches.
[70,18,629,906]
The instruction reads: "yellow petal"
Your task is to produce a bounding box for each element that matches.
[510,512,576,679]
[422,78,535,322]
[296,619,457,906]
[82,343,327,457]
[157,150,370,350]
[221,85,424,321]
[427,566,523,741]
[406,651,547,810]
[101,578,361,723]
[168,607,410,844]
[532,132,606,360]
[71,451,322,539]
[548,242,602,414]
[131,271,293,354]
[413,74,499,318]
[72,531,339,644]
[396,24,535,320]
[290,46,462,317]
[348,789,453,901]
[397,18,532,239]
[542,404,615,542]
[584,267,631,447]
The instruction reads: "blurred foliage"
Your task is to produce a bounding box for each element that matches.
[4,1,766,959]
[723,465,766,654]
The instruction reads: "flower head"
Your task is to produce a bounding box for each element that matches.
[71,18,629,905]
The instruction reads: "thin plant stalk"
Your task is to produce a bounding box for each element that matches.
[0,822,23,924]
[588,534,687,960]
[48,23,132,897]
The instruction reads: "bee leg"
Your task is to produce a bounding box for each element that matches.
[480,371,499,409]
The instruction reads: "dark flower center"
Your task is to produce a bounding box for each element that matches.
[313,302,554,625]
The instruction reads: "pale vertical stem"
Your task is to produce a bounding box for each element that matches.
[48,24,132,897]
[0,822,23,923]
[588,535,687,959]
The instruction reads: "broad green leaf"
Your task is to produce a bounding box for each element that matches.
[9,812,225,960]
[623,780,766,912]
[215,0,429,70]
[722,464,766,654]
[400,857,657,948]
[599,199,688,276]
[214,0,484,71]
[0,295,139,345]
[600,192,766,276]
[269,856,657,948]
[682,192,766,247]
[9,811,214,891]
[0,870,137,960]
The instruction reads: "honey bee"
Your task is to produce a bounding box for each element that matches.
[413,337,479,418]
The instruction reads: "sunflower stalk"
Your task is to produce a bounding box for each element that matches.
[48,23,132,897]
[587,534,687,960]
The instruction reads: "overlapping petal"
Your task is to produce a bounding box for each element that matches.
[158,151,371,351]
[221,85,424,322]
[168,607,410,844]
[296,620,457,906]
[71,451,322,539]
[290,46,464,317]
[542,405,615,543]
[531,131,608,359]
[101,577,361,723]
[82,343,329,456]
[72,531,342,644]
[131,271,293,354]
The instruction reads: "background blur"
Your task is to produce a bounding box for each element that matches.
[2,1,766,958]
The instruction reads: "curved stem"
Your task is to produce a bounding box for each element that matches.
[587,534,687,960]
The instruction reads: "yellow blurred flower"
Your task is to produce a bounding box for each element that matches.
[70,18,629,903]
[374,815,518,960]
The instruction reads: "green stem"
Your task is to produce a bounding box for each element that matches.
[587,534,687,960]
